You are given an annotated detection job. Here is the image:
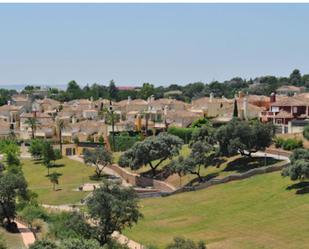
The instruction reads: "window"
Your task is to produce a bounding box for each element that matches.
[293,107,298,113]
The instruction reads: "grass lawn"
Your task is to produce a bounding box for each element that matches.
[21,157,100,205]
[124,172,309,249]
[0,228,25,249]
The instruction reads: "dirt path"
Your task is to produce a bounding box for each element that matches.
[15,221,36,248]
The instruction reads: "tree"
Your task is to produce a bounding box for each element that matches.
[0,172,28,228]
[190,126,215,146]
[29,240,57,249]
[48,172,61,191]
[233,99,238,118]
[56,119,65,154]
[29,139,44,159]
[21,204,48,228]
[67,80,83,100]
[139,83,155,100]
[166,237,206,249]
[119,133,183,176]
[215,120,275,157]
[289,69,302,86]
[24,117,40,139]
[303,125,309,141]
[98,135,105,144]
[59,239,101,249]
[282,148,309,181]
[42,142,55,175]
[87,181,142,245]
[108,80,118,101]
[170,141,216,182]
[49,212,93,240]
[83,147,112,178]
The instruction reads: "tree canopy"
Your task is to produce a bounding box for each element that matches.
[119,132,183,176]
[87,181,142,245]
[215,119,275,157]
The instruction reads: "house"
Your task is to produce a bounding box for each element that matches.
[32,97,61,113]
[82,109,98,120]
[0,102,24,129]
[0,120,13,138]
[11,94,32,112]
[19,112,54,139]
[260,93,309,133]
[276,85,304,96]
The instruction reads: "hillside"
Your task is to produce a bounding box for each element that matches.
[124,172,309,249]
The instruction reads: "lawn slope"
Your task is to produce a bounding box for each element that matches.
[124,172,309,249]
[22,157,99,205]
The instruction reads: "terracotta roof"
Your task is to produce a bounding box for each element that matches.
[270,96,306,107]
[0,104,23,112]
[275,110,293,119]
[12,94,29,101]
[277,85,302,92]
[36,98,60,106]
[116,99,148,106]
[20,112,52,118]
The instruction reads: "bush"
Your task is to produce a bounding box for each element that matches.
[274,137,303,151]
[167,127,195,144]
[109,132,142,152]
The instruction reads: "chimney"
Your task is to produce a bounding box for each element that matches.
[243,97,248,120]
[127,96,131,105]
[209,92,214,102]
[7,100,11,106]
[270,92,276,103]
[238,91,244,98]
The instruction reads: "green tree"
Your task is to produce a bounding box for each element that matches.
[108,80,118,101]
[24,117,41,139]
[289,69,302,86]
[56,119,65,154]
[59,239,101,249]
[29,139,44,159]
[29,240,57,249]
[166,237,206,249]
[48,172,61,191]
[119,133,183,176]
[215,120,275,157]
[67,80,83,100]
[170,141,216,182]
[233,99,238,118]
[83,147,112,178]
[87,181,142,245]
[42,142,55,175]
[21,204,48,228]
[139,83,155,100]
[303,125,309,140]
[282,148,309,181]
[0,172,28,228]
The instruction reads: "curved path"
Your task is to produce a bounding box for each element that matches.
[15,221,36,248]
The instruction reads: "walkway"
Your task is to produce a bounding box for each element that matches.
[15,221,36,248]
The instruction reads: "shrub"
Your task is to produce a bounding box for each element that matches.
[109,132,142,152]
[274,137,303,151]
[167,127,195,144]
[274,137,284,148]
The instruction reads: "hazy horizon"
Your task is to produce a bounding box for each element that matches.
[1,3,309,87]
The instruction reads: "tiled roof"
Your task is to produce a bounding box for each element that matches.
[270,96,306,107]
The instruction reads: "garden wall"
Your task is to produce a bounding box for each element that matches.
[170,160,290,195]
[107,164,176,192]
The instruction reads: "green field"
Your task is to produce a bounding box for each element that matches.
[124,172,309,249]
[21,157,100,205]
[0,228,25,249]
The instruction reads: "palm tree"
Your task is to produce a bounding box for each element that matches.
[48,172,60,191]
[56,119,65,154]
[24,117,40,139]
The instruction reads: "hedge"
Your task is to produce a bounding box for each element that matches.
[167,127,196,144]
[274,137,303,151]
[109,133,142,152]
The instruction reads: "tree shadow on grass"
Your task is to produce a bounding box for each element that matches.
[89,174,110,181]
[50,163,65,168]
[286,181,309,195]
[223,156,279,173]
[186,172,219,186]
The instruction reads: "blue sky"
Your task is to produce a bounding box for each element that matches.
[0,3,309,87]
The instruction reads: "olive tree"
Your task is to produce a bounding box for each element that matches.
[87,181,142,245]
[83,147,112,178]
[215,119,275,157]
[119,132,183,176]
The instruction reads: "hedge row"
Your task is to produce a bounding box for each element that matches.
[109,133,142,152]
[274,137,303,151]
[167,127,196,144]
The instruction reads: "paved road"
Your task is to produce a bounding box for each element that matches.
[252,151,290,162]
[15,221,36,248]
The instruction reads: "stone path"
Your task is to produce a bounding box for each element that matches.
[15,221,36,248]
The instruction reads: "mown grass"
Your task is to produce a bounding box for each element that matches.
[21,157,100,205]
[124,172,309,249]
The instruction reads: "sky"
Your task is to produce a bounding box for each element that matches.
[0,3,309,87]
